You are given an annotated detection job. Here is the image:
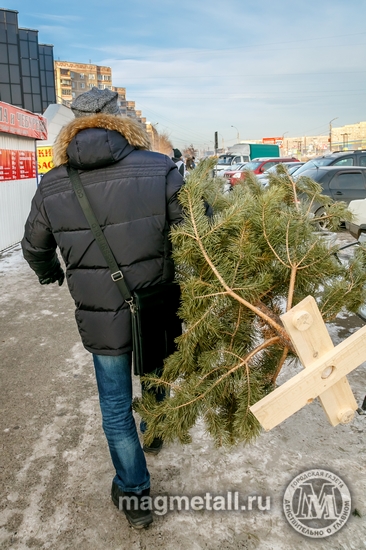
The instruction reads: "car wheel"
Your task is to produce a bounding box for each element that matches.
[314,206,330,230]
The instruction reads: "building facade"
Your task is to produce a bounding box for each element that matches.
[0,8,56,113]
[282,121,366,159]
[54,61,113,107]
[54,61,145,125]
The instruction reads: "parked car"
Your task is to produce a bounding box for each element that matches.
[227,157,300,186]
[220,162,247,178]
[215,154,249,175]
[293,150,366,178]
[257,161,305,187]
[293,165,366,226]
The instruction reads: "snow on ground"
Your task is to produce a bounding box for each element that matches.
[0,237,365,550]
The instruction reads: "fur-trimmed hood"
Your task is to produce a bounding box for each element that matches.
[53,113,151,167]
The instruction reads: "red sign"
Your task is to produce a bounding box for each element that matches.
[0,101,47,140]
[262,137,283,145]
[0,149,37,181]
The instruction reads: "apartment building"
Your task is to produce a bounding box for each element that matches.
[54,61,113,106]
[111,85,127,115]
[54,60,145,126]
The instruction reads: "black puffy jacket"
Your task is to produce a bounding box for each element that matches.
[22,113,184,355]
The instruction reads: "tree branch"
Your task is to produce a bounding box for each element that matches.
[187,194,293,348]
[168,337,281,411]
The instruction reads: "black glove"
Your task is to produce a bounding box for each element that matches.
[39,266,65,286]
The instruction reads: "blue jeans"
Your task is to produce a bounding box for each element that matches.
[92,353,150,493]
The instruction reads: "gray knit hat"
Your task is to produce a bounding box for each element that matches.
[71,87,121,118]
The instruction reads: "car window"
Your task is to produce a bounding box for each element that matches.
[292,159,329,176]
[359,155,366,167]
[262,162,275,171]
[233,156,241,163]
[264,165,277,174]
[217,156,234,165]
[332,172,365,190]
[288,164,303,175]
[333,157,354,166]
[243,161,262,171]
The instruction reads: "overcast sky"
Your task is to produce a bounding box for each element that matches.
[5,0,366,150]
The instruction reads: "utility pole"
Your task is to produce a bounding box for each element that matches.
[214,131,218,156]
[329,117,338,152]
[341,133,349,150]
[231,125,240,142]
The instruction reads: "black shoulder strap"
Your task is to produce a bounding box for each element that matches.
[67,166,133,305]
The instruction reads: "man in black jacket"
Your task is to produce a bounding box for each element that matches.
[171,148,186,178]
[21,87,184,529]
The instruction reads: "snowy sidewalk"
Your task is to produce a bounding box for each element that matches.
[0,239,365,550]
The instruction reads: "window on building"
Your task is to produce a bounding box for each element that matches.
[80,73,84,79]
[98,84,104,90]
[80,82,85,89]
[60,68,69,75]
[72,92,76,98]
[88,83,94,89]
[97,75,102,80]
[72,82,75,89]
[89,74,95,79]
[61,88,71,96]
[70,72,74,78]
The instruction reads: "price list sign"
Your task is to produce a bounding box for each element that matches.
[0,149,36,181]
[0,149,17,180]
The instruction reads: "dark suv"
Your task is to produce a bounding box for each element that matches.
[294,150,366,177]
[294,165,366,224]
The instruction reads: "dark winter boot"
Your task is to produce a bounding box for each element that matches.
[111,481,153,529]
[143,437,163,455]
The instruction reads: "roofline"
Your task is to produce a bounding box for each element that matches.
[19,27,39,33]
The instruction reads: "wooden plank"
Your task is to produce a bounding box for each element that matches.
[250,322,366,430]
[281,296,334,363]
[280,296,358,426]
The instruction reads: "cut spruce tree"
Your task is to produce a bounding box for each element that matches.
[134,159,366,446]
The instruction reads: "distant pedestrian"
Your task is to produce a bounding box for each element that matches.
[172,148,187,178]
[186,156,196,170]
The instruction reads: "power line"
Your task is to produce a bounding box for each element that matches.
[115,70,366,81]
[132,91,366,98]
[111,32,366,59]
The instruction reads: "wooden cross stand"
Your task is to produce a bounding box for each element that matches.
[250,295,366,430]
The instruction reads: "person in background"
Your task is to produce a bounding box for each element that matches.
[172,148,187,178]
[186,156,196,170]
[21,87,184,530]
